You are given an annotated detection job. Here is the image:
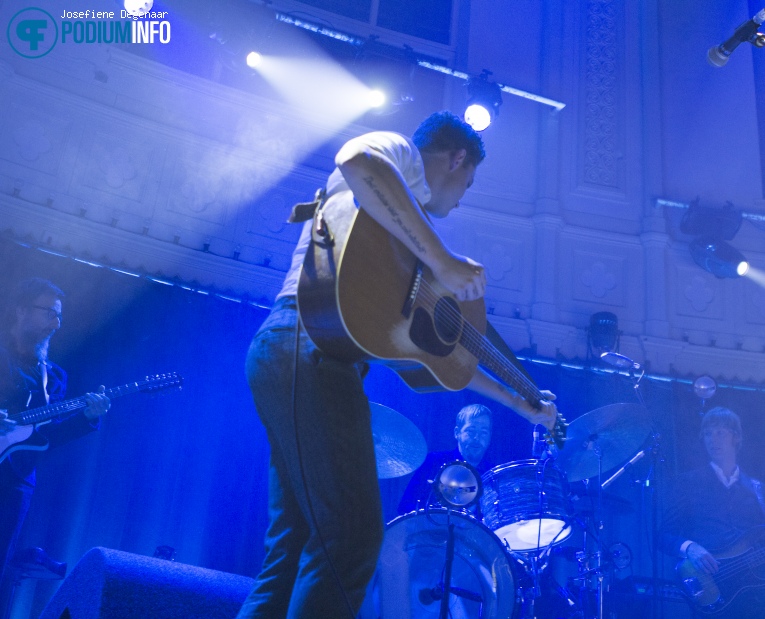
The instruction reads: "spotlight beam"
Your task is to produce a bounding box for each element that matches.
[744,266,765,288]
[268,12,567,112]
[655,199,765,224]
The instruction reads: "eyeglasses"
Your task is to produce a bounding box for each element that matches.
[32,305,62,322]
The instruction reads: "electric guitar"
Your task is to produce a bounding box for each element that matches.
[297,196,566,447]
[676,526,765,614]
[0,373,183,463]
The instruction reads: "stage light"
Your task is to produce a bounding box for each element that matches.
[366,89,386,108]
[689,237,749,278]
[587,311,620,360]
[246,51,263,68]
[680,200,742,241]
[464,104,492,132]
[464,71,502,131]
[124,0,153,17]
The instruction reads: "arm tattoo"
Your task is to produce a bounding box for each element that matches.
[362,175,427,255]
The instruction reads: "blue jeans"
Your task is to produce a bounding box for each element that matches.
[237,297,383,619]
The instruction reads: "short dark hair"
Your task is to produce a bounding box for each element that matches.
[701,406,743,449]
[11,278,65,309]
[2,278,64,332]
[413,111,486,167]
[455,404,493,430]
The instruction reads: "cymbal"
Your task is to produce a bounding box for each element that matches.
[370,402,427,479]
[556,403,651,482]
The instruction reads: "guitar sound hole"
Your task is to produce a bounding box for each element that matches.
[433,297,462,344]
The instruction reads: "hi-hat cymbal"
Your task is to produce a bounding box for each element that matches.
[556,403,651,482]
[370,402,427,479]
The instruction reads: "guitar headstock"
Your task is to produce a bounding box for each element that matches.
[544,412,568,451]
[140,373,184,393]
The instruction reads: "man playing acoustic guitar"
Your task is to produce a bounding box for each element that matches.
[237,112,558,619]
[660,407,765,617]
[0,278,110,609]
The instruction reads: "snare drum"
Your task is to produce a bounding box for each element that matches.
[481,459,571,551]
[359,509,518,619]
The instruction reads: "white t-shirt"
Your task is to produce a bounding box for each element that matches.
[277,131,431,300]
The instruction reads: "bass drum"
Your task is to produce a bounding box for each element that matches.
[359,509,518,619]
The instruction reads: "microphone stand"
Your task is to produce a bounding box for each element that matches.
[642,433,663,619]
[434,509,484,618]
[628,364,646,407]
[626,363,664,619]
[438,513,455,619]
[574,443,606,619]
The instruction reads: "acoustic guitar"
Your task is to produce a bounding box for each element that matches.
[297,195,566,447]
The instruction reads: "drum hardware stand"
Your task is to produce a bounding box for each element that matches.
[512,549,554,619]
[574,442,608,619]
[635,432,663,619]
[621,354,664,619]
[513,439,564,619]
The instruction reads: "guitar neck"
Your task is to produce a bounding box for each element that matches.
[459,325,544,408]
[10,382,142,426]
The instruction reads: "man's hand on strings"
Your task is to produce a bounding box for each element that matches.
[431,252,486,302]
[83,386,111,420]
[514,390,558,431]
[686,542,719,574]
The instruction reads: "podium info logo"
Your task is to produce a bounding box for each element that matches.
[7,7,58,58]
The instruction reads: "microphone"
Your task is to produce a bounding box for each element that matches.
[708,9,765,67]
[599,351,640,371]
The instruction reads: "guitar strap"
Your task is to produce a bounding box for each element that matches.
[39,360,50,405]
[288,187,327,224]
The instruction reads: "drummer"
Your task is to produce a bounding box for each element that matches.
[398,404,494,515]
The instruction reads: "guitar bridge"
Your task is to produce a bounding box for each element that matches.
[402,261,423,319]
[682,577,702,598]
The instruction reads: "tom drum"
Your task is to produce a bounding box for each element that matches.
[481,459,571,552]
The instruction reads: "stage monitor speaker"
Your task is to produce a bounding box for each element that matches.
[38,547,255,619]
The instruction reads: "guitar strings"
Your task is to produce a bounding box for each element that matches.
[415,277,544,404]
[699,544,765,587]
[416,279,541,403]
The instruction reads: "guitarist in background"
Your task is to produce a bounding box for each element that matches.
[0,278,110,602]
[237,112,558,619]
[659,407,765,617]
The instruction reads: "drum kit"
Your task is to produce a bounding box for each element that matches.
[363,401,656,619]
